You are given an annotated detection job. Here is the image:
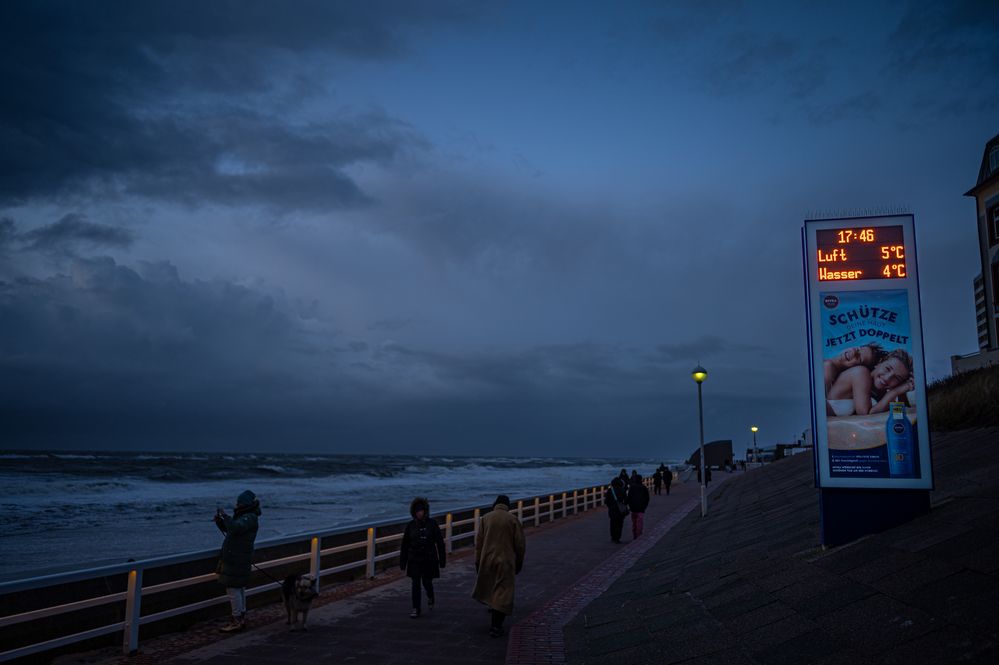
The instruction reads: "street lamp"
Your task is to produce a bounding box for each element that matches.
[751,426,759,467]
[691,364,708,517]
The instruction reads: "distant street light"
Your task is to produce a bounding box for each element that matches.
[751,425,759,466]
[691,364,708,517]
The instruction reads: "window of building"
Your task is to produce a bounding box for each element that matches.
[990,204,999,247]
[991,146,999,174]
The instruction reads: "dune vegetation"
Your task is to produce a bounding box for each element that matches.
[927,364,999,431]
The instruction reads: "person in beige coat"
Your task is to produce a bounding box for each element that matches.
[472,495,526,637]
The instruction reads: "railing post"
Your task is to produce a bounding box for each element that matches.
[517,500,524,522]
[122,567,142,655]
[549,495,554,523]
[310,536,321,593]
[365,527,376,579]
[596,486,602,506]
[573,489,578,514]
[445,513,453,554]
[561,492,567,518]
[473,507,481,539]
[534,496,541,526]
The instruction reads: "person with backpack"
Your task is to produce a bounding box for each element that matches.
[652,469,663,495]
[399,496,446,618]
[605,477,628,544]
[627,473,650,539]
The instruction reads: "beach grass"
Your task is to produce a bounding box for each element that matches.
[927,364,999,430]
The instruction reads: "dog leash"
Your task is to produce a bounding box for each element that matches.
[251,562,284,585]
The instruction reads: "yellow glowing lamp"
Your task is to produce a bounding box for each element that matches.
[751,426,758,433]
[691,365,707,384]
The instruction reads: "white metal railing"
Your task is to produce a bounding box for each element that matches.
[0,478,667,662]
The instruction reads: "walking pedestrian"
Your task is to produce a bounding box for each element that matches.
[605,477,628,544]
[472,495,525,638]
[627,473,650,539]
[652,469,663,496]
[213,490,261,633]
[400,497,446,618]
[663,465,673,495]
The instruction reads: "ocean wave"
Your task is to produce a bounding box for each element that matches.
[251,465,300,476]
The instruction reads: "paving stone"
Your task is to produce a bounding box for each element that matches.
[750,628,843,665]
[818,594,937,653]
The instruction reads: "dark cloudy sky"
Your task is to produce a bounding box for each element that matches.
[1,1,995,458]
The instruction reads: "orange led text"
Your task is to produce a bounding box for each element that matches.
[818,267,864,280]
[817,249,848,263]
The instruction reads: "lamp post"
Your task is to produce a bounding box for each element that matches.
[691,364,708,517]
[751,425,759,467]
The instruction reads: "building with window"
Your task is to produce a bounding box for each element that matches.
[953,133,999,373]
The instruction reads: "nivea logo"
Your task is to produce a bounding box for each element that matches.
[892,422,905,434]
[823,295,839,309]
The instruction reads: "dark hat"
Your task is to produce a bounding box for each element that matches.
[236,490,256,506]
[493,495,511,508]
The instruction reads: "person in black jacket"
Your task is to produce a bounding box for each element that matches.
[652,469,663,495]
[627,474,650,539]
[663,465,673,495]
[399,497,446,618]
[605,477,628,544]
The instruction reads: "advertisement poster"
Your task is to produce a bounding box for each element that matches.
[820,289,920,478]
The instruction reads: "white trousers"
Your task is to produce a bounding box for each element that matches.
[226,587,246,617]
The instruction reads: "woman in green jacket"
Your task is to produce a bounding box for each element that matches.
[214,489,261,632]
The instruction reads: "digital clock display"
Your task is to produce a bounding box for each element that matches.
[815,225,906,281]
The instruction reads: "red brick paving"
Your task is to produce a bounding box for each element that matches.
[505,483,727,665]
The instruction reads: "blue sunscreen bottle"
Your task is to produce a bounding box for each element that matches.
[886,401,914,477]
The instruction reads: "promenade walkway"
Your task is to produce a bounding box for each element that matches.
[63,473,725,665]
[565,428,999,664]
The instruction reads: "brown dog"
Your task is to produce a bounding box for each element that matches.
[282,573,318,630]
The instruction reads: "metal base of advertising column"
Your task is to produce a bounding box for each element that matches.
[819,488,930,547]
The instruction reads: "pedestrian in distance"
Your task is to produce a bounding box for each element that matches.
[618,469,630,501]
[663,465,673,495]
[652,469,663,496]
[213,489,261,633]
[605,477,628,544]
[627,473,650,539]
[473,495,526,638]
[400,496,446,618]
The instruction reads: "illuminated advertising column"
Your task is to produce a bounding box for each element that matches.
[803,215,932,542]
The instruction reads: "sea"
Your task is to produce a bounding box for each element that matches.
[0,451,683,582]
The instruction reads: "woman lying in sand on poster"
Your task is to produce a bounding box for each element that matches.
[826,348,914,417]
[823,343,884,393]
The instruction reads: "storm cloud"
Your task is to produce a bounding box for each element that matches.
[19,213,135,253]
[0,2,991,456]
[0,1,462,210]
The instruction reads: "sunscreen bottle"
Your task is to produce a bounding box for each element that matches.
[886,401,914,477]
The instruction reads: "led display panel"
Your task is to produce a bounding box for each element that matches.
[802,215,932,490]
